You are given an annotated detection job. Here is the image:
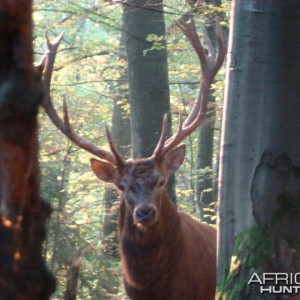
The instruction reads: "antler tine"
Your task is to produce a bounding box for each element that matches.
[211,19,226,79]
[41,33,117,165]
[164,114,184,148]
[177,18,207,73]
[43,31,64,88]
[175,17,210,129]
[105,126,125,167]
[181,19,225,130]
[151,114,169,161]
[153,16,225,160]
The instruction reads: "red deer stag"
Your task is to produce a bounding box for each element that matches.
[40,18,225,300]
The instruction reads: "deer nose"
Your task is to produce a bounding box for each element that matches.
[134,205,156,224]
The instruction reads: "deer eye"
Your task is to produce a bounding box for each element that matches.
[158,179,165,187]
[118,183,126,191]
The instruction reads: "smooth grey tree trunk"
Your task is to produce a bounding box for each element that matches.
[123,0,171,158]
[196,94,215,223]
[123,0,176,201]
[218,1,300,297]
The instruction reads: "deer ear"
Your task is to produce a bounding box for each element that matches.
[90,158,118,183]
[162,144,186,175]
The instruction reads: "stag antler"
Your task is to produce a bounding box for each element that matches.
[40,32,124,167]
[40,17,225,168]
[152,17,225,162]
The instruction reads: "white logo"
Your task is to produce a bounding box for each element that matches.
[248,273,300,294]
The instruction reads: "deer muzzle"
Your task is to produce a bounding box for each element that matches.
[133,204,157,226]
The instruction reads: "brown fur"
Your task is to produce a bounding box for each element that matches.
[118,189,216,300]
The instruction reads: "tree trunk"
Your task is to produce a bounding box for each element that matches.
[110,29,131,161]
[123,0,176,201]
[196,94,215,223]
[123,0,171,158]
[49,156,71,273]
[218,1,300,298]
[64,257,80,300]
[0,1,55,299]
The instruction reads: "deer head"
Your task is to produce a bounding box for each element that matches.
[40,18,225,228]
[90,125,186,227]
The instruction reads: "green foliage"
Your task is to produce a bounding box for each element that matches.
[143,34,166,56]
[203,202,218,222]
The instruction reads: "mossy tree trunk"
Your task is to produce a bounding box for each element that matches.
[0,1,55,299]
[218,1,300,299]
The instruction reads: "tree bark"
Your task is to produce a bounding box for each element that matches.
[123,0,171,158]
[196,94,215,223]
[218,1,300,298]
[49,156,71,273]
[64,257,80,300]
[123,0,176,201]
[0,1,55,299]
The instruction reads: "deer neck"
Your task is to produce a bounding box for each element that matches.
[119,190,183,290]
